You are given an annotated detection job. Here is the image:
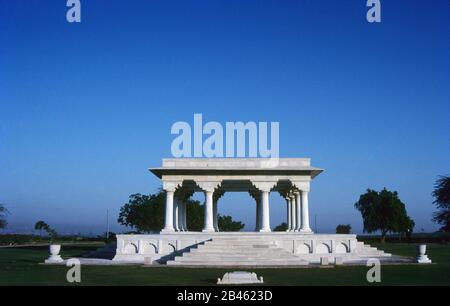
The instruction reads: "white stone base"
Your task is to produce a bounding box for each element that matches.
[416,255,432,264]
[113,232,391,266]
[217,271,263,284]
[45,255,64,264]
[160,228,175,233]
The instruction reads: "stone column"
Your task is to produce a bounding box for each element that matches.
[255,196,261,231]
[295,191,302,232]
[173,198,180,232]
[182,201,188,231]
[288,194,295,232]
[213,199,219,232]
[161,189,175,233]
[202,190,215,232]
[286,198,291,232]
[300,190,312,232]
[259,190,271,232]
[289,197,295,232]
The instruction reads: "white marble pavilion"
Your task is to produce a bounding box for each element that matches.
[113,158,391,266]
[153,158,321,234]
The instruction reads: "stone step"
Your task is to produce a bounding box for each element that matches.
[196,245,277,250]
[168,260,309,266]
[357,250,391,256]
[357,248,383,252]
[189,248,286,254]
[201,242,276,247]
[176,258,303,263]
[358,253,392,258]
[356,247,378,253]
[206,240,276,244]
[179,254,301,260]
[193,245,283,250]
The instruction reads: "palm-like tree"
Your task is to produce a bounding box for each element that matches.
[34,220,50,237]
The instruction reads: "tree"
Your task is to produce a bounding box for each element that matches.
[432,175,450,232]
[354,188,414,243]
[398,215,415,240]
[273,222,288,231]
[218,215,245,232]
[34,220,57,239]
[0,204,8,230]
[186,198,204,232]
[118,190,245,232]
[34,220,49,236]
[118,192,166,233]
[336,224,352,234]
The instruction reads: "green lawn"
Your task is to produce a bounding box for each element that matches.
[0,243,449,285]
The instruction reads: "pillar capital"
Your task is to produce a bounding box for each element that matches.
[196,181,222,193]
[252,181,277,193]
[291,181,310,192]
[162,180,182,192]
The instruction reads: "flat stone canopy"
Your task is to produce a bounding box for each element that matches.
[150,158,323,192]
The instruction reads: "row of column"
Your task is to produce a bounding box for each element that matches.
[285,190,311,232]
[162,188,311,233]
[161,189,221,233]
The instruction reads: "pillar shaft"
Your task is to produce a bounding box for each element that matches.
[286,198,291,232]
[301,190,312,232]
[161,190,175,232]
[289,198,295,232]
[213,199,219,232]
[174,199,180,232]
[202,191,215,232]
[295,192,302,232]
[259,191,271,232]
[255,197,261,231]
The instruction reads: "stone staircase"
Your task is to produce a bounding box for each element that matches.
[166,238,391,266]
[167,238,309,266]
[355,241,391,257]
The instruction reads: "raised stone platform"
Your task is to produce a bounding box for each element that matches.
[112,232,391,266]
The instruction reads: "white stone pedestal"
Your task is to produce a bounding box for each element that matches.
[45,244,64,263]
[217,271,263,284]
[416,245,432,264]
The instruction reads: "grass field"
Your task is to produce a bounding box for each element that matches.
[0,243,449,286]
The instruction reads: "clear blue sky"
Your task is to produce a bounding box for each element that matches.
[1,0,449,235]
